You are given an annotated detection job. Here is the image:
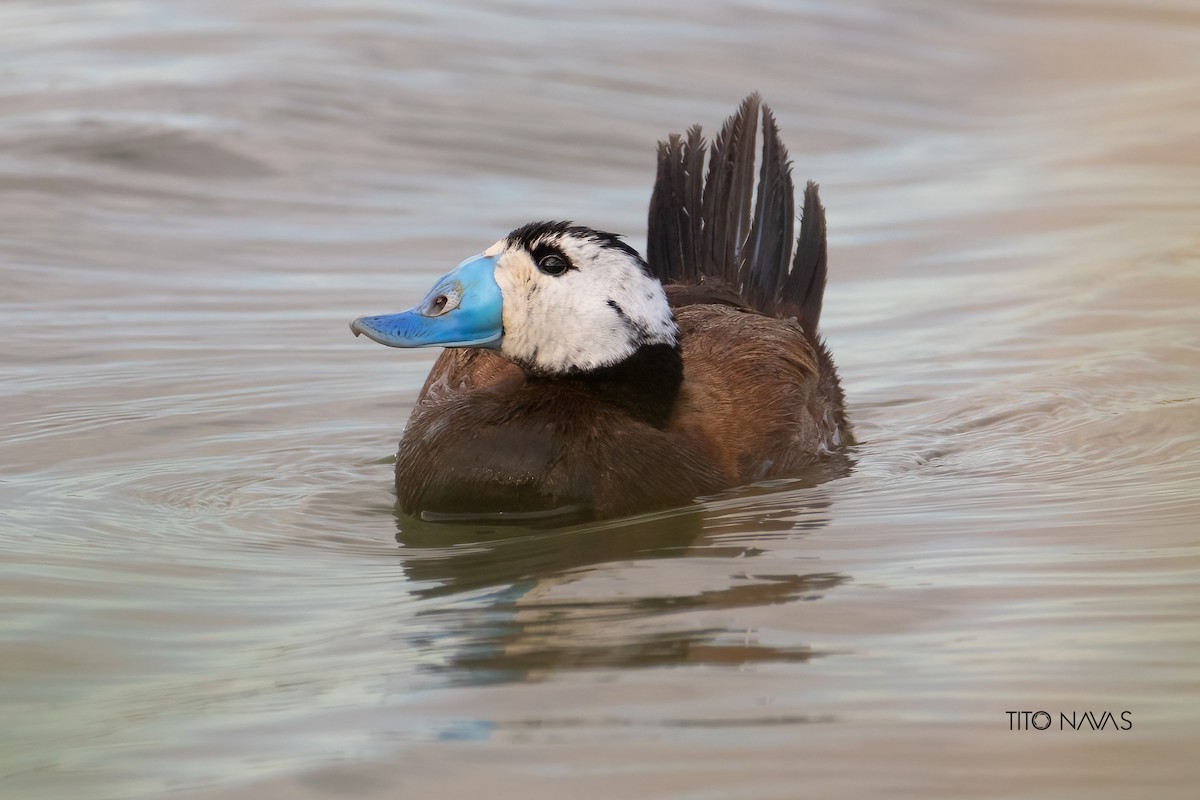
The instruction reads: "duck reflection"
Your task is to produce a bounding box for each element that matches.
[393,458,851,682]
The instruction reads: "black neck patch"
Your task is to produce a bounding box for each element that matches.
[533,343,684,429]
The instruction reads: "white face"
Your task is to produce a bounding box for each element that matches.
[482,223,678,375]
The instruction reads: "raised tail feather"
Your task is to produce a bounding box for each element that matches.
[646,94,828,336]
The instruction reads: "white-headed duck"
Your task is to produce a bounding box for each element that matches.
[352,94,850,522]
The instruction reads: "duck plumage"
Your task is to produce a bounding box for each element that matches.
[352,94,851,522]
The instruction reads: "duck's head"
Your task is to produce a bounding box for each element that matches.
[351,221,677,376]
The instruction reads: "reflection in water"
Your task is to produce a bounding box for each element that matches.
[394,463,849,680]
[395,505,711,596]
[428,571,842,680]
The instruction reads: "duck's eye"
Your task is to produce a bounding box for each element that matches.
[537,254,570,276]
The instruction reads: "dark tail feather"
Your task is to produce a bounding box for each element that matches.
[646,94,829,335]
[786,180,828,335]
[700,93,759,288]
[647,126,703,286]
[743,106,793,318]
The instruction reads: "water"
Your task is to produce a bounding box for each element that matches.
[2,1,1198,797]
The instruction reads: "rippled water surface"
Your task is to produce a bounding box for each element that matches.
[3,1,1199,798]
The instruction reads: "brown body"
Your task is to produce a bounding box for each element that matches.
[396,286,847,520]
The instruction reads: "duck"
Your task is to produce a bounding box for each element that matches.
[351,94,851,522]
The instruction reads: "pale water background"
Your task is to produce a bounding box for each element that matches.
[2,1,1199,798]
